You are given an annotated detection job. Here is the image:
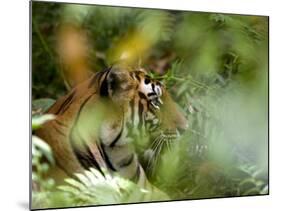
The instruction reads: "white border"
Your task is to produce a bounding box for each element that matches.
[1,0,280,211]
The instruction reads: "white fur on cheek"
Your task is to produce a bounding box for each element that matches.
[139,80,153,96]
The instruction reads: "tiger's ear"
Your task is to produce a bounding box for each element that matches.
[100,66,136,104]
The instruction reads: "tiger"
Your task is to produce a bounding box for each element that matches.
[35,65,188,201]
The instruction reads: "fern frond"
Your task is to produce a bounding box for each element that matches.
[58,168,148,205]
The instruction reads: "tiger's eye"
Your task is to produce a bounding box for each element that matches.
[144,78,151,84]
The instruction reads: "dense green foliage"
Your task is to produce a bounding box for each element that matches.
[32,2,268,209]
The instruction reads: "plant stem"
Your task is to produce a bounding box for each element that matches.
[32,20,56,63]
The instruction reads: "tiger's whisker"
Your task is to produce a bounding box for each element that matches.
[166,138,172,152]
[147,136,164,173]
[150,138,164,175]
[147,138,161,170]
[154,136,165,159]
[150,136,161,149]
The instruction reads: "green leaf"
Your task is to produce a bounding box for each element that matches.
[32,98,56,114]
[58,185,82,195]
[65,178,87,190]
[32,114,56,130]
[32,135,55,165]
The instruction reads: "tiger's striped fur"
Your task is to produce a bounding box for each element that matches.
[35,66,187,200]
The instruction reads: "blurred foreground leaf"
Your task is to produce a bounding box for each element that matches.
[58,168,147,205]
[32,114,56,130]
[32,135,55,165]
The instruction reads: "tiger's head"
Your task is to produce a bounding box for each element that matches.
[97,65,188,150]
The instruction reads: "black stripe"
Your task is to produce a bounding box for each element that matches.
[135,74,141,82]
[70,128,103,173]
[55,119,67,127]
[88,71,104,88]
[138,101,144,130]
[74,147,103,173]
[131,165,141,182]
[53,126,65,136]
[55,91,75,115]
[129,72,135,80]
[99,68,112,96]
[138,91,147,99]
[97,142,105,161]
[151,83,156,93]
[109,128,123,148]
[148,105,157,116]
[100,143,116,171]
[84,144,103,173]
[60,101,73,114]
[88,67,112,88]
[119,154,134,168]
[147,92,157,97]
